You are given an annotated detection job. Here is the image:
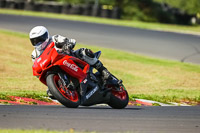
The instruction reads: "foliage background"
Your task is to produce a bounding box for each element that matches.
[33,0,200,24]
[154,0,200,15]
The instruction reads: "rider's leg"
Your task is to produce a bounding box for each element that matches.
[75,48,112,80]
[93,60,112,80]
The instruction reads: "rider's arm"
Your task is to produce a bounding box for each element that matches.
[31,49,43,62]
[52,35,68,49]
[31,49,38,62]
[52,35,76,53]
[31,53,36,62]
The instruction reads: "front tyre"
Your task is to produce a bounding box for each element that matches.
[46,74,80,108]
[108,85,129,109]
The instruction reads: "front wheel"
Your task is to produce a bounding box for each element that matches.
[108,85,129,109]
[46,74,80,108]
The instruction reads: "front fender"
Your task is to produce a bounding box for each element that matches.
[39,66,62,85]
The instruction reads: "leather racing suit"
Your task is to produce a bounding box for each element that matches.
[31,35,111,80]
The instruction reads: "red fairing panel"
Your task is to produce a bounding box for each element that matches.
[32,42,56,77]
[32,42,89,85]
[58,56,89,82]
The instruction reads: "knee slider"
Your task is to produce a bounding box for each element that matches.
[81,48,97,65]
[84,48,95,58]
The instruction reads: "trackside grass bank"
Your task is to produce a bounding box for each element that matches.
[0,9,200,35]
[0,30,200,105]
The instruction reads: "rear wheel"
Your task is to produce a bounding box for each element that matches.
[108,85,129,109]
[46,74,80,108]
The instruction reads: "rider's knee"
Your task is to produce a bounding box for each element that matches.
[79,48,98,65]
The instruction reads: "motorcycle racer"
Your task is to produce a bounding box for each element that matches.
[30,26,112,82]
[30,26,128,108]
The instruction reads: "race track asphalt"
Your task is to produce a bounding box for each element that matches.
[0,14,200,64]
[0,105,200,133]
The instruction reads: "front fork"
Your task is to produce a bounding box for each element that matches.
[58,73,68,86]
[57,72,75,92]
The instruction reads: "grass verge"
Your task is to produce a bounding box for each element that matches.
[0,30,200,105]
[0,9,200,35]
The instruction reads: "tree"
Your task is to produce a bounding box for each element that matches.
[154,0,200,15]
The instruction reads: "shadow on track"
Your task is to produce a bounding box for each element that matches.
[56,105,143,110]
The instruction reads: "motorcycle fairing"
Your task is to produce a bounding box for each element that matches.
[32,42,89,85]
[79,75,111,106]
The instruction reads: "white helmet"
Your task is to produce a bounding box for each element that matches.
[29,26,50,51]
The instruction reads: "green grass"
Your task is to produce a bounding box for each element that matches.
[0,30,200,105]
[0,9,200,35]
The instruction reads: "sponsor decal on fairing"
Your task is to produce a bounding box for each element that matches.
[86,86,98,99]
[63,60,78,72]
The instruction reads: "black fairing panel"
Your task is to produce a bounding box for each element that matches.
[81,87,111,106]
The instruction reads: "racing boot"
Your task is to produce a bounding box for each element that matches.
[101,67,112,81]
[93,61,123,87]
[78,48,112,81]
[93,60,112,81]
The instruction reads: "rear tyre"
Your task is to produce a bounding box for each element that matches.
[108,85,129,109]
[46,74,80,108]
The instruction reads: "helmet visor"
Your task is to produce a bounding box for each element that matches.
[30,32,48,46]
